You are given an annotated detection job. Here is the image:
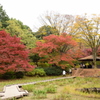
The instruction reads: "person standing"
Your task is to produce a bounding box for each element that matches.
[62,70,66,76]
[69,68,72,74]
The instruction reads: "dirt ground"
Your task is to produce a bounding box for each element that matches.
[72,68,100,77]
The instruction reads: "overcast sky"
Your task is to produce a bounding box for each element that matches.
[1,0,100,31]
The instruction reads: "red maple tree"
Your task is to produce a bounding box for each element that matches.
[0,30,34,74]
[32,33,82,68]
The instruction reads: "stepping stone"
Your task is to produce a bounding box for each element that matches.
[0,85,28,100]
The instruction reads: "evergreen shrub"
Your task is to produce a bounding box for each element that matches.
[2,71,16,79]
[43,66,62,76]
[15,71,24,78]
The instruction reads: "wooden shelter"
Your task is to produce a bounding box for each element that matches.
[78,55,100,61]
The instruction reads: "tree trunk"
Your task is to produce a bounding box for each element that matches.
[92,49,97,68]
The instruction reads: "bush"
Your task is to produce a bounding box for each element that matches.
[2,71,16,79]
[38,62,51,67]
[26,68,46,77]
[0,74,2,78]
[35,68,46,77]
[15,71,24,78]
[43,66,62,76]
[26,70,35,76]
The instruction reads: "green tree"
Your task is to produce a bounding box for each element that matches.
[34,25,59,39]
[6,19,37,49]
[6,19,24,36]
[20,31,37,49]
[0,4,9,29]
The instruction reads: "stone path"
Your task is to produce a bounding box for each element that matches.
[0,76,75,100]
[0,85,28,100]
[18,76,75,86]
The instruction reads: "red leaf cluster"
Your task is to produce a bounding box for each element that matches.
[0,31,34,74]
[82,47,100,57]
[32,34,81,68]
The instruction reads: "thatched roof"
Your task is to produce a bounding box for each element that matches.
[78,55,100,61]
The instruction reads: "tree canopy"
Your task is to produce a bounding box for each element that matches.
[0,30,34,74]
[1,3,100,69]
[32,33,82,68]
[6,19,37,49]
[34,25,59,39]
[73,14,100,68]
[39,12,75,34]
[0,4,9,29]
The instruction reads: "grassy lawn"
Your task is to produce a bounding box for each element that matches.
[0,76,61,91]
[21,77,100,100]
[0,76,100,100]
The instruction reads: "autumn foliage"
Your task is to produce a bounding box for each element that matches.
[82,47,100,57]
[32,33,82,68]
[0,30,34,74]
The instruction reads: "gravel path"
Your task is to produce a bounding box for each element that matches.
[18,76,75,86]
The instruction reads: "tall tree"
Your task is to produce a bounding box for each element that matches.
[6,19,37,49]
[34,25,59,39]
[74,14,100,68]
[0,30,34,74]
[39,11,75,34]
[32,33,82,69]
[0,4,9,29]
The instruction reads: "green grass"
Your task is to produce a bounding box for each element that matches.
[45,84,57,93]
[1,76,100,100]
[52,93,72,100]
[22,77,100,100]
[0,76,61,91]
[32,89,47,99]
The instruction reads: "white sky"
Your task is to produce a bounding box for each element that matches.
[0,0,100,31]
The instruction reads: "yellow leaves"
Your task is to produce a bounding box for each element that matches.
[73,23,79,28]
[71,14,100,48]
[92,32,98,36]
[0,22,2,30]
[45,16,51,19]
[38,40,45,43]
[98,34,100,37]
[43,32,47,35]
[6,20,23,36]
[76,15,81,19]
[0,22,2,27]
